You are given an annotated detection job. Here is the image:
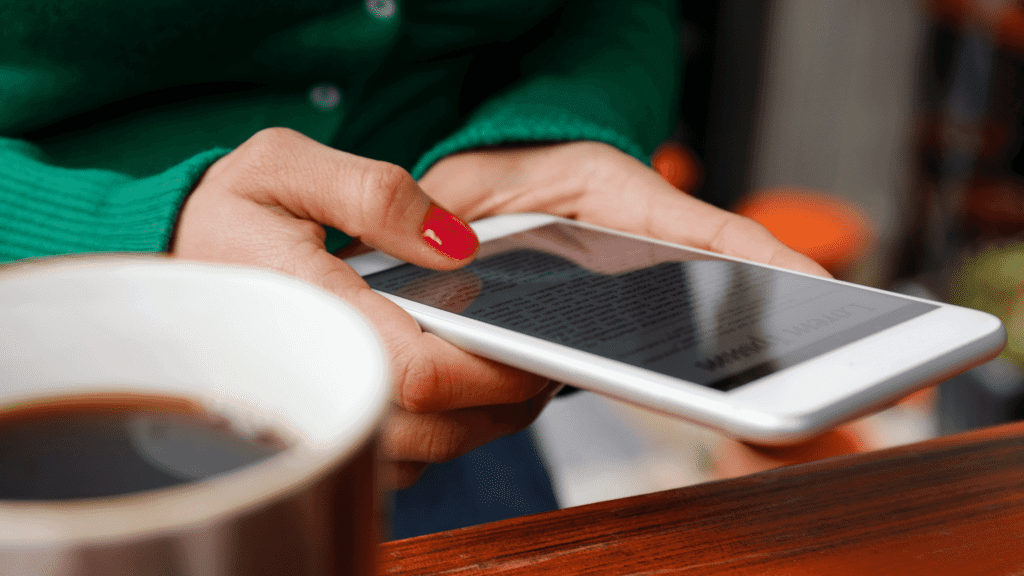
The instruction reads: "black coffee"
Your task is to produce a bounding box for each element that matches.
[0,395,285,501]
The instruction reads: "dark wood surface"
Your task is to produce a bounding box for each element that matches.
[380,422,1024,575]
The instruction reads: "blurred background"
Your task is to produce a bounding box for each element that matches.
[531,0,1024,507]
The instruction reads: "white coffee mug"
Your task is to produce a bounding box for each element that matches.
[0,256,391,576]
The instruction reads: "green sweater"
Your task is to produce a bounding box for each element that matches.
[0,0,679,261]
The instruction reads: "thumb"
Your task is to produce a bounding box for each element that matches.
[219,128,479,268]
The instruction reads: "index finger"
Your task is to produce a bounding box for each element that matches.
[213,128,479,268]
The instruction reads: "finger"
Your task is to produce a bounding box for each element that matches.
[393,330,552,413]
[381,380,562,464]
[308,259,550,413]
[212,127,478,266]
[382,461,430,490]
[642,184,829,277]
[577,153,830,278]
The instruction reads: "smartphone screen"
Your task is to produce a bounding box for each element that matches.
[365,222,938,391]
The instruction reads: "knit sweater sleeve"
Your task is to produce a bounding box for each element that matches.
[410,0,680,179]
[0,139,228,264]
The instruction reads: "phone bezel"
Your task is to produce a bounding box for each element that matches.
[347,213,1006,443]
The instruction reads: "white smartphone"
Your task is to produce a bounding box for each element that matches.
[346,213,1005,444]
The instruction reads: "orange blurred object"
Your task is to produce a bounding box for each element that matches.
[734,189,873,275]
[652,141,701,192]
[901,386,938,408]
[714,423,874,479]
[926,0,1024,54]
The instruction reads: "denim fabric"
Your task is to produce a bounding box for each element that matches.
[389,429,558,540]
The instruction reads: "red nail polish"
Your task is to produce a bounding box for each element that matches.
[421,206,478,260]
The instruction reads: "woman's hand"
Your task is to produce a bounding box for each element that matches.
[172,128,560,489]
[419,141,828,277]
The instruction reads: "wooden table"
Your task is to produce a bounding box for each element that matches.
[380,422,1024,575]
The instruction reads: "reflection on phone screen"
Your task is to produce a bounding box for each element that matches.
[366,223,937,391]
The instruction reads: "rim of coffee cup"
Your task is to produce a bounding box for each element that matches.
[0,256,392,547]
